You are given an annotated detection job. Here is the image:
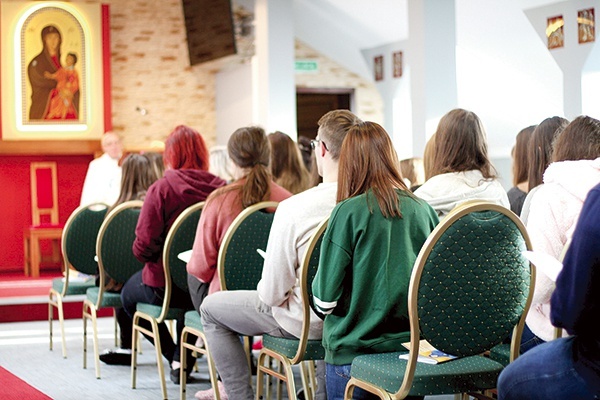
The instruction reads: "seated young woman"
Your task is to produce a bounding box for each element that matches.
[100,125,227,385]
[186,126,293,312]
[414,108,510,217]
[312,121,439,400]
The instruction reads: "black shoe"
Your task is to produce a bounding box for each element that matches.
[170,367,194,385]
[99,348,132,365]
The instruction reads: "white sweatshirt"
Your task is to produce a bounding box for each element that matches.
[525,157,600,341]
[256,182,337,339]
[414,170,510,217]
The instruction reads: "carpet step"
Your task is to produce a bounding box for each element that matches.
[0,300,113,323]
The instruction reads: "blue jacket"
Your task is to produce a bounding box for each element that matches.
[551,182,600,391]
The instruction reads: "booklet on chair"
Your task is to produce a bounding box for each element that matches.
[398,340,458,364]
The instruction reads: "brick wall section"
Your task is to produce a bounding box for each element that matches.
[106,0,216,150]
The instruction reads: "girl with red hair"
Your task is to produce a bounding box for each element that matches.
[101,125,226,384]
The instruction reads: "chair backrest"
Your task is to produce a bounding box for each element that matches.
[218,201,279,291]
[292,217,329,364]
[30,162,59,225]
[398,201,535,397]
[95,200,145,307]
[158,201,204,321]
[61,202,109,292]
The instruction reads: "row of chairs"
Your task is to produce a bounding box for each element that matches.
[47,199,287,399]
[49,199,537,400]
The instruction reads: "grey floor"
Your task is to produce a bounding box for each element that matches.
[0,317,457,400]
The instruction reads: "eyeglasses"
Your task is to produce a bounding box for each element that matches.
[310,138,327,151]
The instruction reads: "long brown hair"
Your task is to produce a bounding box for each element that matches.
[337,121,411,218]
[268,131,311,194]
[425,109,496,180]
[208,126,272,209]
[552,116,600,162]
[512,125,536,187]
[527,116,568,189]
[107,153,158,214]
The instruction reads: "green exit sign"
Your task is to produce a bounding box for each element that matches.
[295,60,319,73]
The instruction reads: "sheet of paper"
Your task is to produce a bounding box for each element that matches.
[178,249,193,263]
[522,250,562,282]
[257,249,266,259]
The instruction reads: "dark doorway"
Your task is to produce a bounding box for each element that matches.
[296,88,354,139]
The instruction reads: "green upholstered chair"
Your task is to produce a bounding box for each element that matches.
[178,201,279,400]
[131,201,204,400]
[344,202,535,400]
[256,217,329,400]
[83,200,144,379]
[49,202,108,358]
[217,201,279,291]
[218,201,279,377]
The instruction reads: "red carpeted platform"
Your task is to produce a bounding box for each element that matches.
[0,273,111,323]
[0,366,52,400]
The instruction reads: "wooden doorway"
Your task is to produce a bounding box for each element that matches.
[296,88,354,140]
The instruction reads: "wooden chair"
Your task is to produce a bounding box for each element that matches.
[179,201,279,399]
[83,200,145,379]
[256,217,329,400]
[131,201,204,400]
[24,162,64,278]
[344,202,535,400]
[49,202,108,359]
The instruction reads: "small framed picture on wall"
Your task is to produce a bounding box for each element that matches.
[578,8,595,44]
[374,55,384,81]
[546,15,565,49]
[393,51,403,78]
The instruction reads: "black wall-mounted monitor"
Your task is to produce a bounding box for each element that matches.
[181,0,237,66]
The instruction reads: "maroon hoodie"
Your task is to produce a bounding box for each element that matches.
[133,169,226,287]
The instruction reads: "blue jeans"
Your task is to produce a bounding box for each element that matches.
[519,323,546,354]
[326,363,424,400]
[498,336,599,400]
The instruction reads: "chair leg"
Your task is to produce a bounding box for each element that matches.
[131,313,167,400]
[180,330,188,400]
[83,301,89,370]
[30,236,40,279]
[23,236,30,276]
[90,305,101,379]
[49,290,67,358]
[131,315,139,390]
[299,360,315,400]
[149,318,168,400]
[49,296,53,352]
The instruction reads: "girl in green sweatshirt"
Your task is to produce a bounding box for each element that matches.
[313,121,438,400]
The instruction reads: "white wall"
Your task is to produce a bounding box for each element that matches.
[215,64,254,145]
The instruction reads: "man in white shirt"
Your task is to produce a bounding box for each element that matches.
[197,110,362,400]
[80,132,123,206]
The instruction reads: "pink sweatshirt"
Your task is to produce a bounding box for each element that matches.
[186,178,292,295]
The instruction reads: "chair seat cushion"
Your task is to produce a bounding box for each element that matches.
[135,302,186,320]
[52,277,95,295]
[351,351,504,396]
[184,310,204,331]
[85,287,122,308]
[262,334,325,360]
[489,343,511,367]
[27,223,65,230]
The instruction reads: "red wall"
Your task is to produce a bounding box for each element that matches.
[0,155,93,273]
